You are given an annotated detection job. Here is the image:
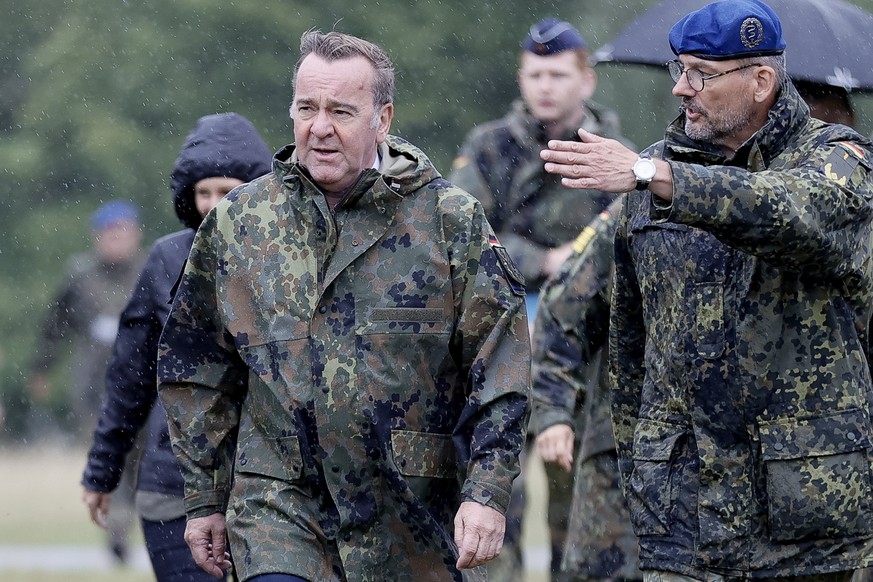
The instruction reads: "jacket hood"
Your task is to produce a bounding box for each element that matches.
[171,112,273,229]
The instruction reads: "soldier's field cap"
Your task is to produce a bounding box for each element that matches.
[91,200,140,231]
[669,0,786,61]
[523,18,587,56]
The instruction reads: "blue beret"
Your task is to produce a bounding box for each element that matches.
[669,0,786,61]
[91,200,140,231]
[523,18,587,56]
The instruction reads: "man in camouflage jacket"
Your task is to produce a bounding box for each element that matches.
[450,19,629,578]
[531,198,641,581]
[158,31,530,582]
[542,0,873,578]
[450,19,623,299]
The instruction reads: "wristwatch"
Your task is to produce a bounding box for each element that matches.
[632,153,657,191]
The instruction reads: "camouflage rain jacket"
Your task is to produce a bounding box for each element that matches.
[158,135,531,582]
[450,100,624,290]
[610,81,873,576]
[531,197,641,579]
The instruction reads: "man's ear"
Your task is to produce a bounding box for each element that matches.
[753,65,778,104]
[376,103,394,144]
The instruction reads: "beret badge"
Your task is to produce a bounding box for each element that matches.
[740,17,764,49]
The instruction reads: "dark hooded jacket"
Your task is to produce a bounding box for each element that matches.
[81,113,272,512]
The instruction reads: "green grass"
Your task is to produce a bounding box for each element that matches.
[0,443,150,581]
[0,443,143,545]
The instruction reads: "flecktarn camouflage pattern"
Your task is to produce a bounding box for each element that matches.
[610,82,873,576]
[158,135,530,581]
[450,100,623,290]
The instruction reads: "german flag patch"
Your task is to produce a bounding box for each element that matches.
[822,141,868,186]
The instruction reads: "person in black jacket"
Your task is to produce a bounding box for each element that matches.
[81,112,272,581]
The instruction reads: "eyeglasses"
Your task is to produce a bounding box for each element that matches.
[666,60,760,92]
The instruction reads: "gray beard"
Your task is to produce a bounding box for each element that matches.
[685,105,754,147]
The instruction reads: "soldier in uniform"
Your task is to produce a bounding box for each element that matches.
[450,18,624,317]
[532,197,641,582]
[157,30,530,582]
[542,0,873,579]
[450,19,629,578]
[28,199,146,563]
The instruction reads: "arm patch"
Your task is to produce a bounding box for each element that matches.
[492,243,526,297]
[821,142,868,186]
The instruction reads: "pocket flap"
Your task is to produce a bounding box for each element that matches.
[391,429,456,478]
[759,409,871,461]
[629,212,690,234]
[236,434,303,481]
[632,419,684,461]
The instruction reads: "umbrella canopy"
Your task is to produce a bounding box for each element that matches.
[594,0,873,92]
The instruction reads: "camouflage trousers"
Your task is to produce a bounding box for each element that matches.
[643,570,856,582]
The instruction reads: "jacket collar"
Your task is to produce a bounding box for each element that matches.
[273,135,439,206]
[663,80,811,168]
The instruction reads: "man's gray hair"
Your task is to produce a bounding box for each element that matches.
[292,30,395,109]
[740,54,787,88]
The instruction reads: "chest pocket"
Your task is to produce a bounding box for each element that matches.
[628,212,690,277]
[630,213,727,360]
[628,214,691,358]
[354,307,452,409]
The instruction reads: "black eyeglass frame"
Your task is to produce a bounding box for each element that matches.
[666,60,761,91]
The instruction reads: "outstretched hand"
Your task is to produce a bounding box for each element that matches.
[541,129,639,193]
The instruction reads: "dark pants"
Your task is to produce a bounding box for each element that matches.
[142,516,217,582]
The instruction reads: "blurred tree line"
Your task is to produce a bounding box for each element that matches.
[1,0,871,438]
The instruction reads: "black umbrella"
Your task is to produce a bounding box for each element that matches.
[594,0,873,92]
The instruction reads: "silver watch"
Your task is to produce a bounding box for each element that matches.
[632,153,656,191]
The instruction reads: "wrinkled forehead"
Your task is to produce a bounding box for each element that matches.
[294,54,375,101]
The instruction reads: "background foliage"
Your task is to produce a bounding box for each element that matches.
[2,0,872,436]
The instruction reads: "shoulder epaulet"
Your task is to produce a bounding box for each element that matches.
[821,141,868,186]
[571,207,614,254]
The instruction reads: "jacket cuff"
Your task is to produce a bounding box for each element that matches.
[529,402,574,436]
[461,477,512,514]
[186,506,226,520]
[184,488,229,518]
[649,161,677,221]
